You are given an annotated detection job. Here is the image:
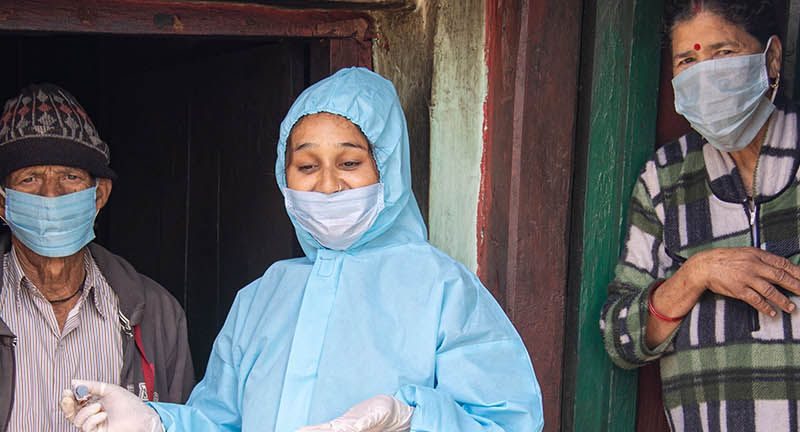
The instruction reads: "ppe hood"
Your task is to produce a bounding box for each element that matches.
[276,67,427,259]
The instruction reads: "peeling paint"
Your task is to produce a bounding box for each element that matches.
[427,0,486,271]
[371,1,436,221]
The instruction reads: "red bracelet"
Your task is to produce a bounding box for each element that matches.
[647,280,684,323]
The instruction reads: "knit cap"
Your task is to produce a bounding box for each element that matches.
[0,84,116,181]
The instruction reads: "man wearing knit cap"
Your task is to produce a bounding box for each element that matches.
[0,84,195,432]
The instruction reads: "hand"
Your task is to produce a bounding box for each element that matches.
[59,380,163,432]
[683,247,800,316]
[296,395,413,432]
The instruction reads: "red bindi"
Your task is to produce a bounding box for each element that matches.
[694,43,701,51]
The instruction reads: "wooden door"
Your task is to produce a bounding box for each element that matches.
[0,33,367,376]
[103,41,309,375]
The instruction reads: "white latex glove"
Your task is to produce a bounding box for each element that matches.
[296,395,413,432]
[59,379,163,432]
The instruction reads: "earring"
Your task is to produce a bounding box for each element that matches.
[771,72,781,89]
[769,72,781,103]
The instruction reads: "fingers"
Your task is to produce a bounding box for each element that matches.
[80,411,108,432]
[71,379,108,397]
[743,281,781,316]
[296,420,356,432]
[759,251,800,281]
[73,402,103,428]
[296,424,334,432]
[705,249,800,314]
[60,389,78,420]
[749,277,796,314]
[757,252,800,296]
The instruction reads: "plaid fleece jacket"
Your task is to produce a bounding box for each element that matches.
[601,102,800,432]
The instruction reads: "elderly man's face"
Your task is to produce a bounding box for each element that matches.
[0,165,113,216]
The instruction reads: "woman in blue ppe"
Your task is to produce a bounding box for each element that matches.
[60,67,544,432]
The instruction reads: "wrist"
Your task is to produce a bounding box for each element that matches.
[649,267,705,321]
[648,280,684,322]
[679,253,709,298]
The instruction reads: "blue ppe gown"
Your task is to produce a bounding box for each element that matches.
[150,67,544,432]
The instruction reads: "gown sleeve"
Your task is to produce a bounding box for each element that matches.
[149,287,253,432]
[394,271,544,432]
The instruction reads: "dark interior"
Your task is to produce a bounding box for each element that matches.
[0,33,324,376]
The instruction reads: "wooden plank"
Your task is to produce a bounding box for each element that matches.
[330,37,373,70]
[480,1,582,431]
[240,0,413,9]
[184,64,223,377]
[479,0,520,306]
[0,0,374,39]
[789,0,800,99]
[102,48,191,306]
[570,0,663,430]
[205,42,304,320]
[636,363,669,431]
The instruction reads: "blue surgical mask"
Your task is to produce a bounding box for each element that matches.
[284,183,385,251]
[1,186,98,257]
[672,38,776,152]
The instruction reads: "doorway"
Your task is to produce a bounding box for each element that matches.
[0,31,366,376]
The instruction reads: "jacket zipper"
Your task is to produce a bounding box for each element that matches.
[746,197,760,248]
[119,311,133,338]
[746,197,761,331]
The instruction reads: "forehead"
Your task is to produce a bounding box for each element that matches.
[671,11,759,52]
[8,165,89,177]
[290,113,367,145]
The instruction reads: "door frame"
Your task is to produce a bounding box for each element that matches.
[0,0,374,70]
[480,1,583,430]
[569,0,664,430]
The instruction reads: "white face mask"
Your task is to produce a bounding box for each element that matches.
[284,183,385,251]
[672,37,777,152]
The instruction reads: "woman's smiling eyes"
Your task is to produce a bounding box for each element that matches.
[292,158,366,174]
[297,164,317,173]
[341,160,363,170]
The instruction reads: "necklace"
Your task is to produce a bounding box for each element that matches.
[48,286,83,304]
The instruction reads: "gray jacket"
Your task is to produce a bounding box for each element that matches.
[0,237,195,431]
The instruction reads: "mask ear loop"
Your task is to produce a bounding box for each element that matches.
[91,178,101,217]
[0,187,9,226]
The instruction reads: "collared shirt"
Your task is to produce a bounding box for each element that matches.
[0,246,122,432]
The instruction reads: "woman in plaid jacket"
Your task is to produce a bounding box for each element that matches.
[601,1,800,431]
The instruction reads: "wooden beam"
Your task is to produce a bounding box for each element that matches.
[569,0,663,430]
[0,0,375,39]
[236,0,414,10]
[480,0,582,430]
[787,0,800,98]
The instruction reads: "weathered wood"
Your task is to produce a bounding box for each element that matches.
[0,0,374,39]
[786,0,800,99]
[330,37,373,70]
[633,39,692,432]
[239,0,414,9]
[570,0,664,430]
[636,363,669,431]
[480,1,582,431]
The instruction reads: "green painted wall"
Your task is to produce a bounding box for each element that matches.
[569,0,663,430]
[427,0,486,271]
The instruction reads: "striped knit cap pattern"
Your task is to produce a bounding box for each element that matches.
[0,84,115,180]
